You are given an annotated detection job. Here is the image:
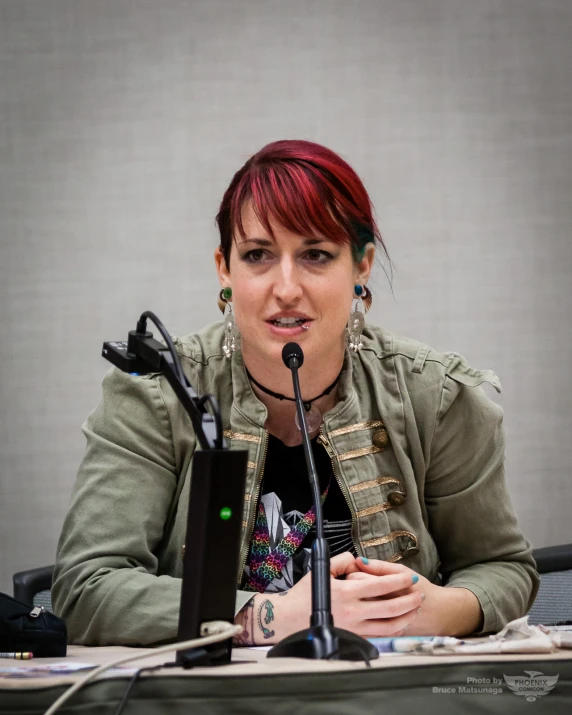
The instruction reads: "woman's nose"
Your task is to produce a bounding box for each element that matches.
[272,260,303,304]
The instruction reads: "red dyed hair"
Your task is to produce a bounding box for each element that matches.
[216,140,388,266]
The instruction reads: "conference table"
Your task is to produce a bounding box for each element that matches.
[1,644,571,714]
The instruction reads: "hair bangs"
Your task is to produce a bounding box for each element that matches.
[232,162,354,248]
[216,140,389,269]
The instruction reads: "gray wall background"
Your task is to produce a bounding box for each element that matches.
[1,0,571,595]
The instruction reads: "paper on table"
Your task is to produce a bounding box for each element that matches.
[0,662,138,679]
[419,617,558,655]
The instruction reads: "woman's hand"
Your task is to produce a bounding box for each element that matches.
[235,553,423,645]
[352,557,483,637]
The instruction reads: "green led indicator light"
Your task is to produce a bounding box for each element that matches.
[220,507,232,521]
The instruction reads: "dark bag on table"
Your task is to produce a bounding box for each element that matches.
[0,592,67,657]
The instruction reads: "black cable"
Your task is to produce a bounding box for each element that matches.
[113,649,214,715]
[198,393,224,450]
[137,310,185,383]
[113,663,164,715]
[135,311,223,448]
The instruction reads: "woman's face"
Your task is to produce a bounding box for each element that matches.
[215,202,374,371]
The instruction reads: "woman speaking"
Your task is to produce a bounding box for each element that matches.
[52,140,538,646]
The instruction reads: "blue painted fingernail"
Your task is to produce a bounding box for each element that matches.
[361,557,369,565]
[412,574,419,584]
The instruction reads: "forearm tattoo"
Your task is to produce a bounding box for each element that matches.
[257,598,275,640]
[233,598,255,646]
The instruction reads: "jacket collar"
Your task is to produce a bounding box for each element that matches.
[228,338,362,436]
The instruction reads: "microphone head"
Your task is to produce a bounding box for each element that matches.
[282,342,304,369]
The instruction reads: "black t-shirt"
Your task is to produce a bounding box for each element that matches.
[241,433,355,592]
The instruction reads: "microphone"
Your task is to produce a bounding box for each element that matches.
[282,342,304,369]
[267,343,378,663]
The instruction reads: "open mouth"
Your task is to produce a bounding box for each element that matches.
[269,317,309,327]
[266,316,313,333]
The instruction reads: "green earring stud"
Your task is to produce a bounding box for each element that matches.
[354,284,363,297]
[218,287,233,314]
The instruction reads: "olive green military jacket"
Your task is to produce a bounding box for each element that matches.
[52,322,539,645]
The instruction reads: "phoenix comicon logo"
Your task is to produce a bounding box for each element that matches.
[503,671,559,702]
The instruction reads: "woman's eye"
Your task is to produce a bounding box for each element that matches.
[305,249,333,262]
[242,249,267,263]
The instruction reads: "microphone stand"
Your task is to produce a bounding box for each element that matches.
[267,344,378,663]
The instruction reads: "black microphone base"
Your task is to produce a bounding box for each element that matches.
[267,624,379,662]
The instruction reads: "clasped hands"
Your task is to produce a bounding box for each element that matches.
[244,553,482,645]
[283,553,428,639]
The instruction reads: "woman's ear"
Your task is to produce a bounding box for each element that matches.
[214,246,230,287]
[355,243,375,286]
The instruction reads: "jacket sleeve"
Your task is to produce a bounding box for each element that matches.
[52,368,254,645]
[52,368,184,645]
[424,374,539,634]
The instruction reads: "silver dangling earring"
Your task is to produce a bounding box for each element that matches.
[347,284,368,352]
[219,287,237,358]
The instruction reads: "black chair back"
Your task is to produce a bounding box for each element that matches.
[528,544,572,625]
[12,565,55,612]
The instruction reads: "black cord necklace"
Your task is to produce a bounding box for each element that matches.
[245,367,343,413]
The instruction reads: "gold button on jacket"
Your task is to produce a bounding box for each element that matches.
[387,491,406,507]
[372,427,389,448]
